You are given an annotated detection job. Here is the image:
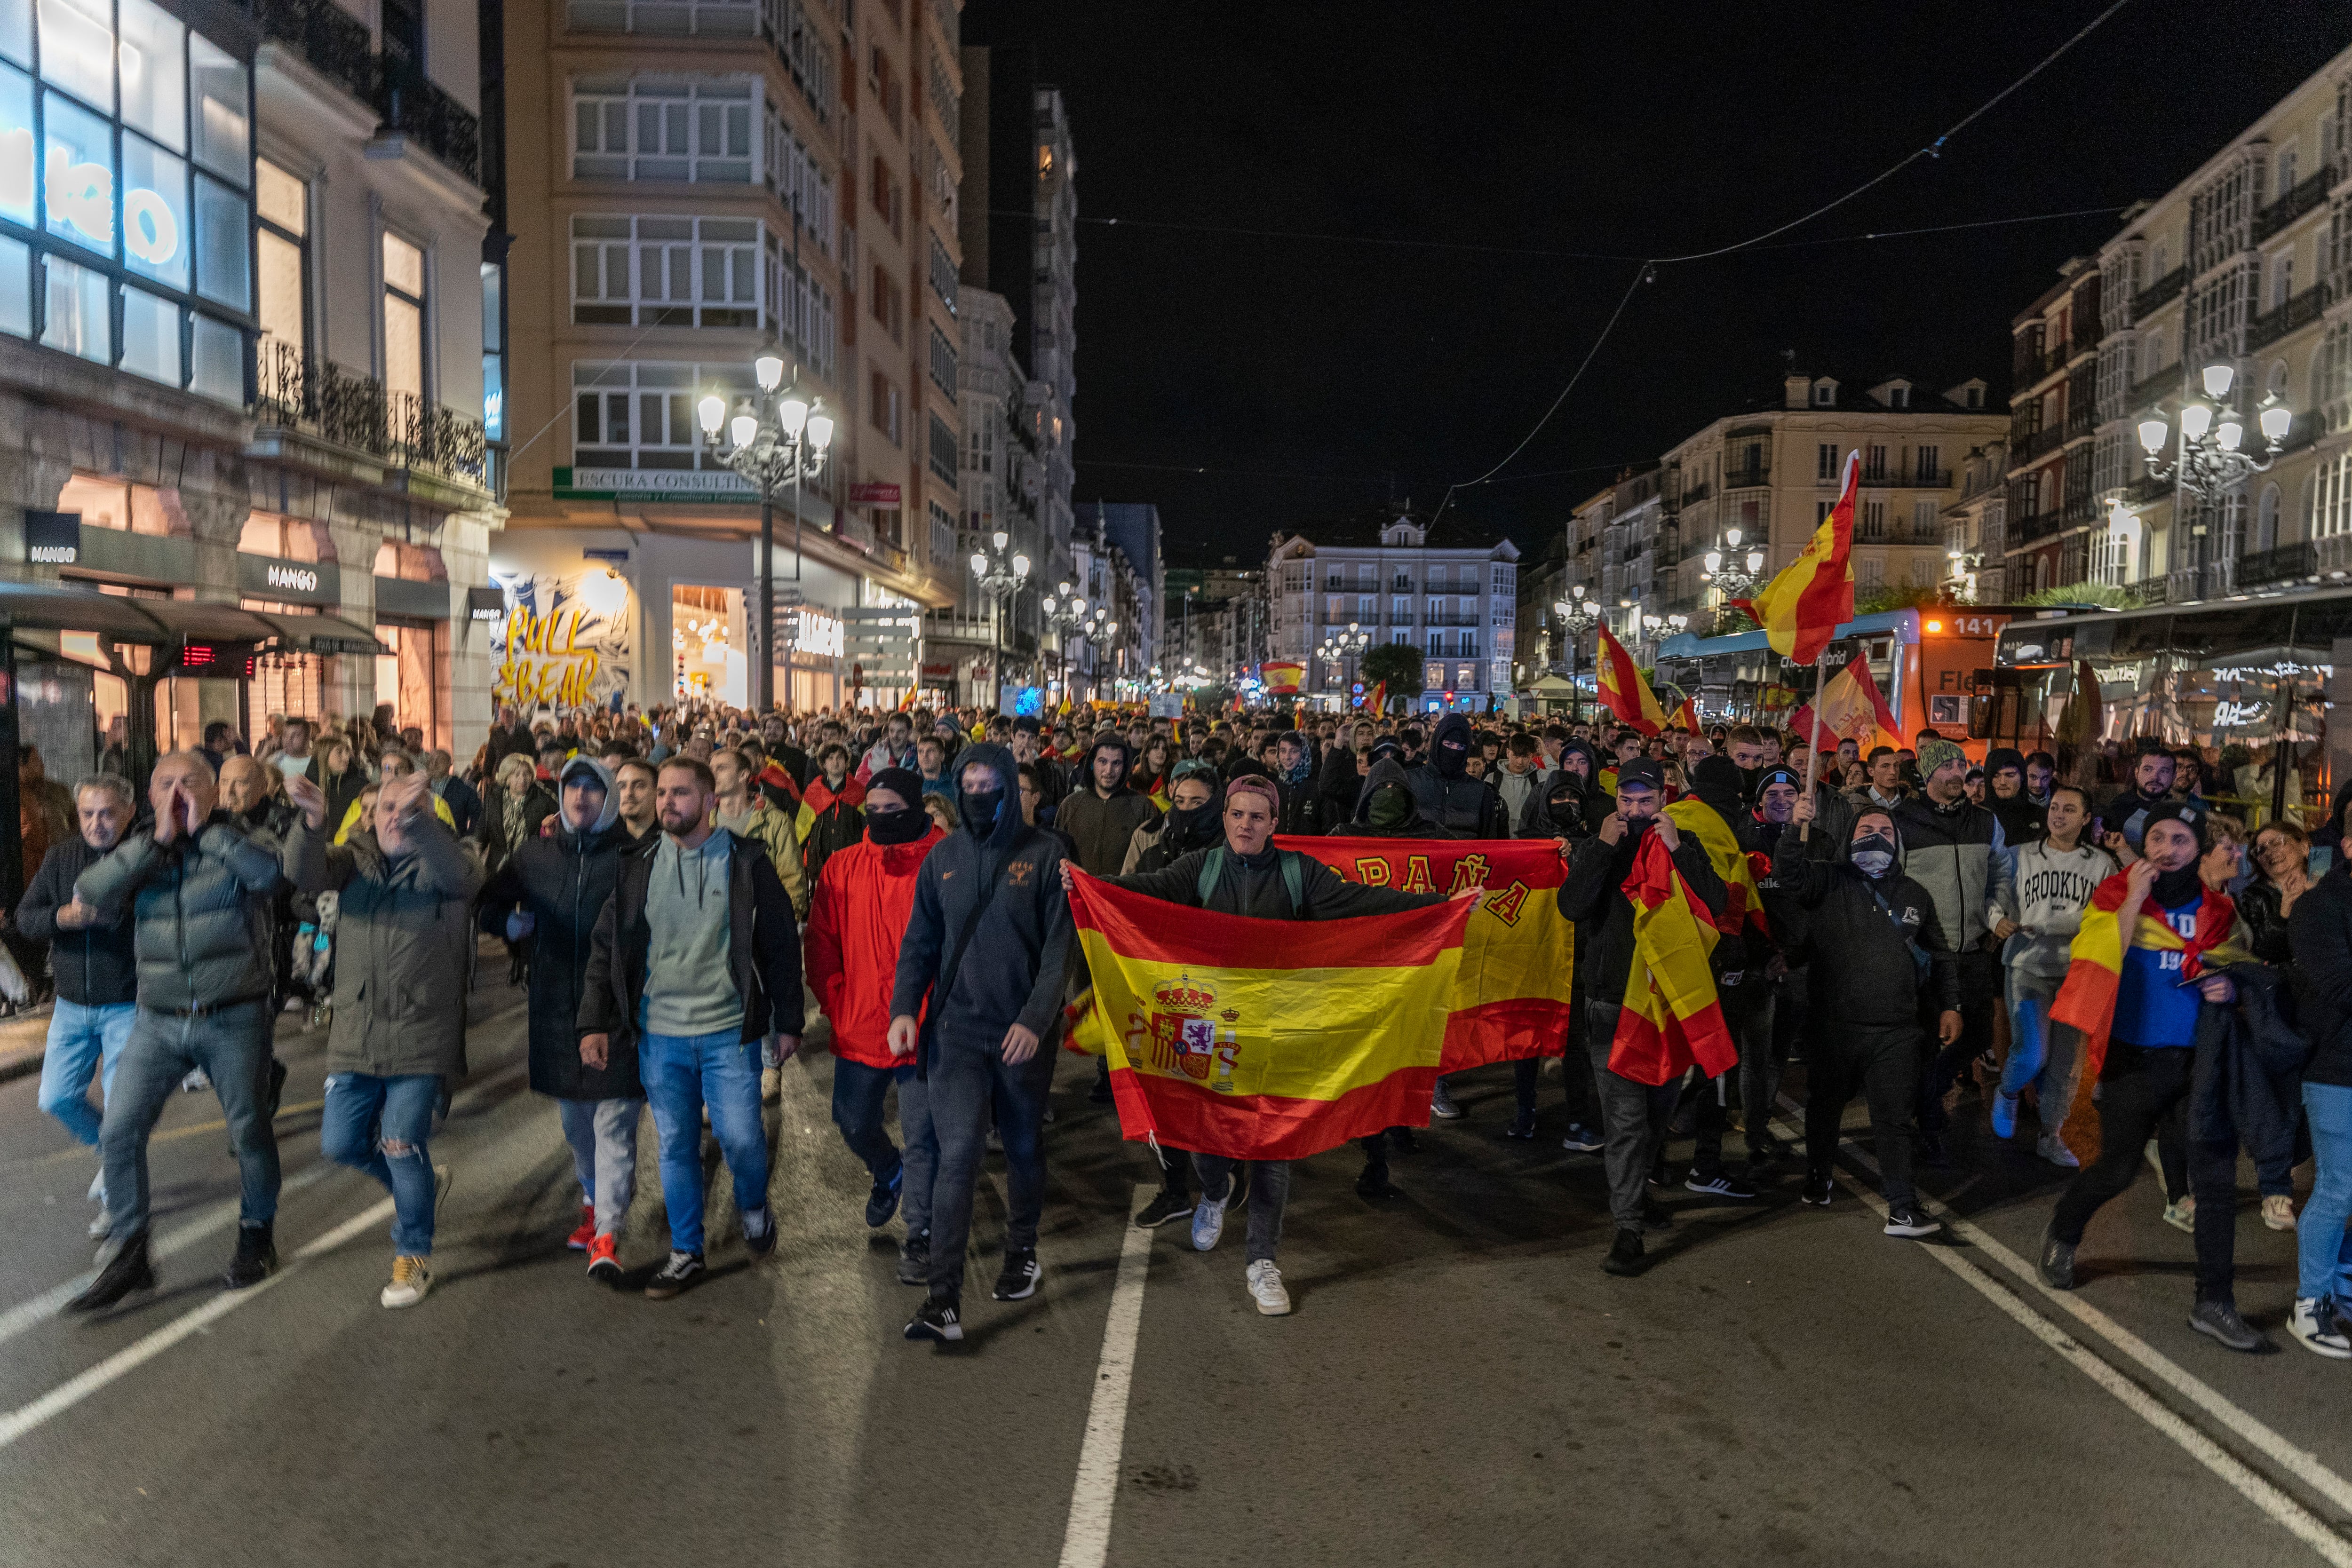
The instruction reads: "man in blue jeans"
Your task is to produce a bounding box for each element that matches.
[581,757,803,1300]
[15,772,140,1238]
[285,768,482,1307]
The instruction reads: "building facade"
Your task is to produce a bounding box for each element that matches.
[4,0,501,774]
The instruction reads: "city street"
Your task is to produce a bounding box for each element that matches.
[1,944,2347,1568]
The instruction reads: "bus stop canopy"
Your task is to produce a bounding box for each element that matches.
[0,580,389,657]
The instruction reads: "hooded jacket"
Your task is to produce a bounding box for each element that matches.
[1056,737,1161,876]
[889,742,1074,1058]
[1318,742,1373,827]
[1549,741,1614,837]
[1334,757,1462,841]
[1891,789,2002,953]
[805,820,948,1068]
[15,835,138,1007]
[1768,817,1959,1026]
[286,811,485,1078]
[797,771,867,886]
[1124,768,1226,873]
[1982,747,2045,849]
[1406,714,1509,838]
[1519,768,1596,842]
[76,812,284,1012]
[476,759,652,1099]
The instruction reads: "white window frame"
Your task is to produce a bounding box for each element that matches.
[572,75,757,185]
[571,214,765,330]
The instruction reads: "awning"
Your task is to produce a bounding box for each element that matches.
[0,581,390,657]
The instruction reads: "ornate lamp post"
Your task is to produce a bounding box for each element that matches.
[2135,361,2294,599]
[1700,526,1768,603]
[696,355,833,711]
[970,531,1031,712]
[1318,620,1369,705]
[1551,584,1602,721]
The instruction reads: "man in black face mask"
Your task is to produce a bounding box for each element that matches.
[1406,713,1508,839]
[1776,796,1960,1238]
[1123,761,1223,875]
[887,744,1074,1344]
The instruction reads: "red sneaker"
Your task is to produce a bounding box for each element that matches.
[565,1204,595,1251]
[585,1233,620,1282]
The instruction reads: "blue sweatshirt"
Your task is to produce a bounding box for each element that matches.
[2111,892,2204,1048]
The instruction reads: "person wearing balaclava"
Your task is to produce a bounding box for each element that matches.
[2035,802,2264,1351]
[887,742,1074,1343]
[1407,713,1509,841]
[476,754,653,1283]
[1517,766,1611,1156]
[1123,760,1224,875]
[1772,792,1960,1243]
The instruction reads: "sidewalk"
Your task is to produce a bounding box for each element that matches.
[0,1007,52,1084]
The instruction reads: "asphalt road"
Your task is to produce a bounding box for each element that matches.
[2,951,2350,1568]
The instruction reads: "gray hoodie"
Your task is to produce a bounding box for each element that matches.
[1991,836,2118,979]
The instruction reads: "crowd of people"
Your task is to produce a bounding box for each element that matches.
[13,694,2352,1360]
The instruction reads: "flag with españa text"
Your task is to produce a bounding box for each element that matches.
[1065,870,1472,1161]
[1279,837,1575,1072]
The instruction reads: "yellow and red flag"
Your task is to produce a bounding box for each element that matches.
[1788,653,1902,754]
[2049,874,2238,1163]
[1736,449,1856,664]
[1666,690,1700,735]
[1262,660,1305,695]
[1066,870,1472,1159]
[1606,799,1740,1086]
[1280,837,1575,1070]
[1596,623,1667,736]
[1361,679,1386,714]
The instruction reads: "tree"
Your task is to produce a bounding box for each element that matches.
[1359,642,1424,712]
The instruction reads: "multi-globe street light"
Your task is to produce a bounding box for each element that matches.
[1701,526,1768,602]
[969,531,1031,711]
[2135,361,2295,600]
[696,354,832,711]
[1319,621,1370,704]
[1551,584,1603,722]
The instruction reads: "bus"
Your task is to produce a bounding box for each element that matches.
[1986,589,2352,831]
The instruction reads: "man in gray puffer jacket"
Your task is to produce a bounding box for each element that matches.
[283,768,484,1309]
[69,752,289,1311]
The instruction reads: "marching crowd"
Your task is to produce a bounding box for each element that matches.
[14,695,2352,1358]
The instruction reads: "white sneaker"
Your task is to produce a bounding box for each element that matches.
[87,1170,105,1204]
[2262,1194,2298,1232]
[2162,1196,2196,1233]
[380,1255,432,1309]
[1191,1196,1225,1252]
[1245,1258,1291,1316]
[2035,1134,2080,1169]
[87,1209,111,1239]
[2291,1297,2352,1358]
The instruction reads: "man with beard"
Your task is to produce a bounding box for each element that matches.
[1057,736,1160,881]
[2099,739,2180,857]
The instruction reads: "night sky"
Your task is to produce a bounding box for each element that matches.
[959,0,2347,568]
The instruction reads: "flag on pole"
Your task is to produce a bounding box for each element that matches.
[1788,653,1903,754]
[1666,689,1700,735]
[1735,449,1856,664]
[1595,623,1668,736]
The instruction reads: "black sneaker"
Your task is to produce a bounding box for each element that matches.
[897,1234,930,1286]
[2189,1299,2265,1353]
[1883,1205,1942,1238]
[1800,1172,1834,1206]
[222,1223,277,1290]
[1134,1189,1195,1228]
[1561,1123,1605,1153]
[644,1249,705,1299]
[865,1166,904,1228]
[1919,1131,1952,1168]
[266,1056,289,1118]
[2037,1225,2077,1291]
[1504,1108,1537,1140]
[1388,1126,1418,1155]
[1641,1196,1674,1232]
[992,1247,1040,1301]
[1355,1161,1398,1199]
[66,1231,153,1312]
[1686,1167,1758,1199]
[905,1292,963,1342]
[1602,1228,1645,1276]
[742,1208,777,1257]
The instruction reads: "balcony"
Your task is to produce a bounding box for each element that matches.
[2132,265,2188,318]
[2011,507,2066,544]
[250,0,482,184]
[2248,283,2327,351]
[378,64,482,185]
[256,340,488,489]
[2237,539,2320,589]
[2254,166,2334,243]
[1723,459,1770,490]
[2017,425,2066,462]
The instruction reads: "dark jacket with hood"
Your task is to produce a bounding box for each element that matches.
[1769,816,1959,1027]
[1688,756,1776,982]
[1406,713,1509,838]
[1332,757,1462,841]
[1056,737,1160,876]
[889,741,1074,1058]
[1520,767,1598,843]
[1557,811,1729,1003]
[477,756,652,1099]
[1544,741,1613,838]
[15,834,138,1006]
[1982,747,2045,849]
[1319,743,1373,827]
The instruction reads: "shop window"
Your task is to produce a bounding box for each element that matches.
[238,512,335,561]
[59,473,187,535]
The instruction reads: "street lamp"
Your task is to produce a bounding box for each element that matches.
[1552,584,1602,722]
[696,357,834,710]
[2135,360,2294,598]
[970,530,1031,711]
[1946,547,1985,604]
[1318,620,1370,706]
[1700,525,1769,603]
[1040,581,1088,701]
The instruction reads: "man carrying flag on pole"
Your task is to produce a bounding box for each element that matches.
[1736,450,1858,842]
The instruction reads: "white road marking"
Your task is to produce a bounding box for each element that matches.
[0,1195,393,1451]
[1057,1184,1154,1568]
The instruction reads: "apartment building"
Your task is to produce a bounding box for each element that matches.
[1941,437,2010,601]
[4,0,501,779]
[1269,504,1518,713]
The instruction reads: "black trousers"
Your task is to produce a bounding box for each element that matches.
[2049,1042,2240,1303]
[1807,1023,1923,1206]
[1693,978,1778,1172]
[1919,947,1999,1132]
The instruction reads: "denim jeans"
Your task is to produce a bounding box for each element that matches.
[100,1001,279,1245]
[1191,1155,1291,1263]
[641,1028,770,1255]
[38,998,136,1148]
[322,1072,442,1255]
[1997,968,2077,1132]
[831,1058,909,1184]
[2299,1081,2352,1304]
[557,1097,642,1236]
[901,1034,1054,1296]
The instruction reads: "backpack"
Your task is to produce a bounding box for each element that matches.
[1196,846,1306,917]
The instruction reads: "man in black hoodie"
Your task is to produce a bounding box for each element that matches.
[1677,757,1772,1199]
[1777,794,1960,1236]
[1556,759,1728,1275]
[889,742,1074,1342]
[1057,736,1159,878]
[1983,747,2045,850]
[1319,719,1376,827]
[1407,713,1510,839]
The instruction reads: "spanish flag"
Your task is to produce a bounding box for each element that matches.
[1361,679,1386,714]
[1788,653,1901,754]
[1596,623,1668,736]
[1066,870,1472,1160]
[2049,874,2238,1163]
[1606,799,1738,1086]
[1736,449,1856,664]
[1666,689,1700,736]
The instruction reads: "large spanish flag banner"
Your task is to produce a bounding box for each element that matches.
[1736,449,1856,664]
[1066,870,1472,1161]
[1607,799,1741,1086]
[1787,652,1902,755]
[1279,837,1574,1071]
[2048,874,2237,1164]
[1596,623,1668,736]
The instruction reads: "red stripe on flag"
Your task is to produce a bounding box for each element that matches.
[1439,997,1574,1072]
[1108,1063,1438,1161]
[1070,869,1469,970]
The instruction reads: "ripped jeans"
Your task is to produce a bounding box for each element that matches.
[323,1072,443,1255]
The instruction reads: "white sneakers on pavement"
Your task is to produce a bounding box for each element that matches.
[381,1255,432,1308]
[1245,1259,1290,1316]
[1191,1198,1224,1252]
[2262,1194,2298,1232]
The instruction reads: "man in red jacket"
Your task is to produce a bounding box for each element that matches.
[803,767,944,1248]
